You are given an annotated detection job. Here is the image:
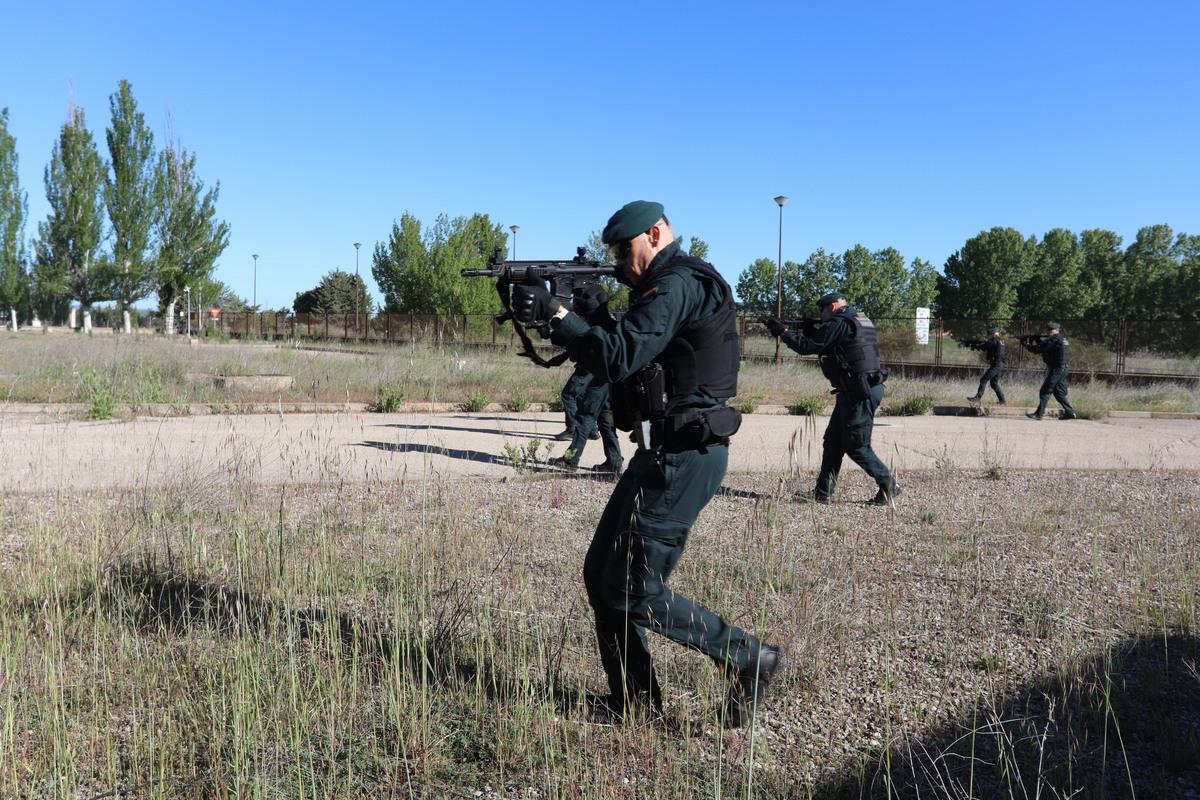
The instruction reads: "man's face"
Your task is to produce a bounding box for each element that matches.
[610,220,672,286]
[818,299,846,321]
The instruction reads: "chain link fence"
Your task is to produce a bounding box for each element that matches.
[200,312,1199,383]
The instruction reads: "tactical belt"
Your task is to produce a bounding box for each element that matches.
[637,405,742,453]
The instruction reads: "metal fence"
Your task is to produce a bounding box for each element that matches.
[198,312,1200,383]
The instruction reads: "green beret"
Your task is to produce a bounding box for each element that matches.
[986,327,1000,335]
[817,292,845,308]
[1045,321,1060,330]
[601,201,664,244]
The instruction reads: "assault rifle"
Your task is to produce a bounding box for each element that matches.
[958,339,986,350]
[462,246,615,366]
[758,315,820,336]
[1016,333,1043,346]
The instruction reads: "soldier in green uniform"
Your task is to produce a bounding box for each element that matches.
[549,285,623,473]
[1023,322,1077,420]
[513,201,783,727]
[966,328,1007,404]
[764,294,900,505]
[554,370,592,441]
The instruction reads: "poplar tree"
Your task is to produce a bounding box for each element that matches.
[373,212,506,314]
[35,103,109,330]
[0,108,28,330]
[105,80,158,333]
[154,136,229,334]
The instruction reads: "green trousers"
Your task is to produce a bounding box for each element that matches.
[562,374,622,468]
[975,361,1006,403]
[583,443,758,707]
[1035,367,1075,416]
[815,384,892,498]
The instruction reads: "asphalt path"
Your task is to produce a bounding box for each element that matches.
[1,410,1196,492]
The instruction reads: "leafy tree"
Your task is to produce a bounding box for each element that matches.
[1080,229,1126,318]
[936,227,1035,320]
[904,257,938,311]
[293,270,373,315]
[373,212,505,314]
[734,257,780,316]
[840,245,910,318]
[105,80,158,333]
[685,236,709,260]
[0,108,28,330]
[35,104,109,330]
[1124,224,1182,319]
[1016,228,1098,320]
[199,278,248,312]
[790,249,841,315]
[154,136,229,334]
[1174,234,1200,320]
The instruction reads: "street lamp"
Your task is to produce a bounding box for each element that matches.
[252,253,259,338]
[353,242,362,339]
[509,225,519,260]
[773,196,788,363]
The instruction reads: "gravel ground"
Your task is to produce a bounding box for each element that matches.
[2,409,1197,798]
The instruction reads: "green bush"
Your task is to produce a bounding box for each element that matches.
[788,394,826,416]
[465,390,490,412]
[368,384,407,413]
[883,396,934,416]
[730,395,759,414]
[508,390,534,413]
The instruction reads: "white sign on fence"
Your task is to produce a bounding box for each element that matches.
[915,307,930,345]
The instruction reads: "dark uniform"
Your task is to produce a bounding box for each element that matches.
[553,365,623,471]
[968,331,1007,404]
[778,304,898,503]
[1024,325,1076,420]
[517,209,780,727]
[558,370,591,440]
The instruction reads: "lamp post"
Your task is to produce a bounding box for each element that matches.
[509,225,519,260]
[251,253,259,338]
[185,286,192,337]
[354,242,362,339]
[773,196,788,363]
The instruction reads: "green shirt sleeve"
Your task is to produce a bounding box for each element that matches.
[551,266,720,385]
[781,314,852,356]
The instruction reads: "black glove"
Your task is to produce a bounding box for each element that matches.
[762,316,788,338]
[572,283,608,318]
[512,277,555,325]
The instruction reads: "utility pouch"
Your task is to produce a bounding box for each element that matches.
[849,372,873,402]
[700,405,742,438]
[868,368,890,387]
[611,363,670,432]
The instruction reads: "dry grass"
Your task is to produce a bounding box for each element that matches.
[2,331,1199,798]
[1,333,1196,416]
[1,462,1197,798]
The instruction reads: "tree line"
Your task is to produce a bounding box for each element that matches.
[0,81,231,333]
[356,214,1198,328]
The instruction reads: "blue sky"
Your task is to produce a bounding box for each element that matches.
[3,0,1197,310]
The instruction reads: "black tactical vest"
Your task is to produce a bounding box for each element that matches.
[1042,334,1069,368]
[986,338,1006,364]
[818,309,881,385]
[652,256,740,408]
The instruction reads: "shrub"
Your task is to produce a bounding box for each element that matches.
[368,384,406,413]
[730,395,759,414]
[465,390,490,413]
[883,396,934,416]
[788,394,826,416]
[508,390,534,413]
